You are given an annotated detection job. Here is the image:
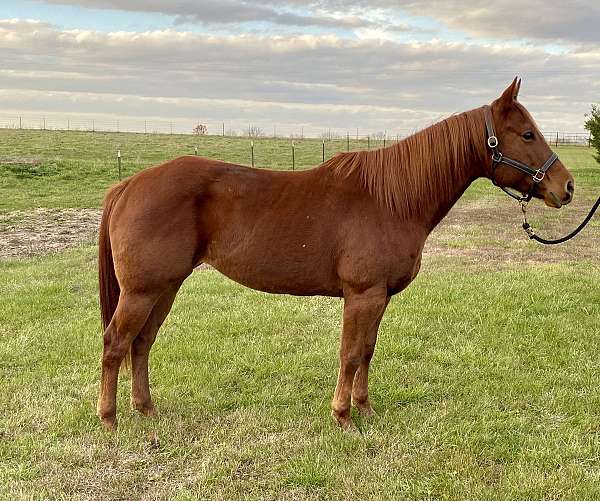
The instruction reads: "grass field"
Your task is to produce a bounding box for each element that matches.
[0,129,599,500]
[0,129,371,211]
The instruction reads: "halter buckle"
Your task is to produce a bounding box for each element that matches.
[491,151,502,164]
[533,169,545,183]
[487,136,498,148]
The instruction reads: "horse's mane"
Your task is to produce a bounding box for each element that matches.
[324,107,487,217]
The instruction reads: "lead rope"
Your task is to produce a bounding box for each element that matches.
[520,197,600,245]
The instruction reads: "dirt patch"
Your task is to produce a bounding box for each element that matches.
[426,199,600,266]
[0,157,42,166]
[0,208,101,259]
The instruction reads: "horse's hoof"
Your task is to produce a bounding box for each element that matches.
[132,400,157,417]
[353,401,377,419]
[331,410,359,433]
[140,406,156,418]
[99,415,118,431]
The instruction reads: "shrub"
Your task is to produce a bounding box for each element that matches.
[584,104,600,165]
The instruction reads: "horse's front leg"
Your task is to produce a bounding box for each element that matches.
[351,296,389,418]
[331,285,388,431]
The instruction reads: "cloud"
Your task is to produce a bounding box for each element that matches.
[0,18,597,133]
[37,0,371,30]
[270,0,600,44]
[397,0,600,44]
[35,0,600,45]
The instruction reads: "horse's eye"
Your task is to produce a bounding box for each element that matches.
[522,131,535,141]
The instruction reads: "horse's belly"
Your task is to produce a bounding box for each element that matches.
[205,255,342,297]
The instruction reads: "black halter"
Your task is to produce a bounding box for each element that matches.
[483,105,558,202]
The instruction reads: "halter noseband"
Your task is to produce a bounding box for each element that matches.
[483,105,559,202]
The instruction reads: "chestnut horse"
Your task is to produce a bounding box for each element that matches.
[97,79,574,431]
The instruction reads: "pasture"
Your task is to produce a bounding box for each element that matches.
[1,129,599,500]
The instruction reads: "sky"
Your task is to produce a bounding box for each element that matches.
[0,0,599,136]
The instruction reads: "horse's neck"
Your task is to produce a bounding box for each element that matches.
[419,160,482,231]
[327,107,488,231]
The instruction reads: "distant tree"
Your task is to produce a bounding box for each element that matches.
[193,124,208,135]
[584,104,600,165]
[320,130,342,140]
[246,125,265,138]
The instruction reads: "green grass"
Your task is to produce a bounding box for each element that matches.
[0,129,375,211]
[1,247,599,500]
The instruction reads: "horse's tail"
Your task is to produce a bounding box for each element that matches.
[99,181,129,332]
[99,180,131,369]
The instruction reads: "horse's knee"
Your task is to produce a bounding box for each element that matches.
[131,335,152,357]
[340,353,361,371]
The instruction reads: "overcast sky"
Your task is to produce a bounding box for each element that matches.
[1,1,599,135]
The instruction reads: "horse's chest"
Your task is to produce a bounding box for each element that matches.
[387,252,422,295]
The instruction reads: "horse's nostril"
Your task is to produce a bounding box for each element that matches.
[566,180,575,195]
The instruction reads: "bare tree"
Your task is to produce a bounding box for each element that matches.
[246,125,265,138]
[193,124,208,135]
[320,130,342,140]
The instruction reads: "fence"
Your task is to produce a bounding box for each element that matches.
[0,114,592,147]
[541,132,592,146]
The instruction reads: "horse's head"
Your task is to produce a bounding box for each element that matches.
[486,78,574,208]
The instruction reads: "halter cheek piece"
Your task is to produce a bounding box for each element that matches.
[483,105,558,203]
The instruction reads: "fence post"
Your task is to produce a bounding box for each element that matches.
[19,116,22,129]
[556,132,559,147]
[251,140,254,168]
[144,120,147,134]
[117,149,122,180]
[222,123,225,136]
[92,120,95,132]
[322,140,325,163]
[367,135,370,150]
[195,146,198,156]
[67,119,70,131]
[292,141,295,171]
[346,131,350,152]
[43,117,46,130]
[383,133,386,148]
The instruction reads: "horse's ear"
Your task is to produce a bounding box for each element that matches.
[499,77,520,105]
[495,77,520,114]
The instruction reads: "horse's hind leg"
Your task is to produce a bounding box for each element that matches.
[97,291,160,430]
[130,282,182,417]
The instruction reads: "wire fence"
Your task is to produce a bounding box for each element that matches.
[0,114,592,147]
